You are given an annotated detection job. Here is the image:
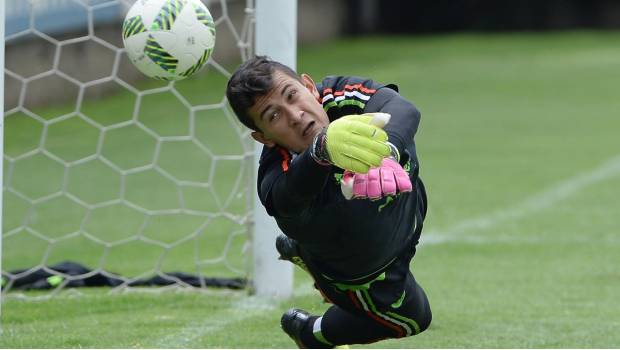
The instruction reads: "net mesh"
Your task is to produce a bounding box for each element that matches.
[2,0,256,297]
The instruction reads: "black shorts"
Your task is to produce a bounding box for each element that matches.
[304,238,431,338]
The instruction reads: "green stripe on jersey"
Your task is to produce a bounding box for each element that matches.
[337,99,366,110]
[332,272,386,292]
[323,98,367,112]
[323,100,337,111]
[391,290,406,309]
[386,311,421,335]
[360,289,413,336]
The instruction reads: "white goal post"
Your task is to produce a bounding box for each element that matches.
[252,0,295,298]
[1,0,5,326]
[0,0,295,301]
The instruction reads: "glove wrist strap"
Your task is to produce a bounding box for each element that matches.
[310,129,331,166]
[386,141,400,162]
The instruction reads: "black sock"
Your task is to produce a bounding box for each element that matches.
[298,316,334,349]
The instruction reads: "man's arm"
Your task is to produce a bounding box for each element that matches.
[259,149,331,218]
[260,114,392,218]
[363,87,421,161]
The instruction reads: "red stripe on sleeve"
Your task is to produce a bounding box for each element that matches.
[331,83,377,97]
[344,83,376,94]
[277,148,290,172]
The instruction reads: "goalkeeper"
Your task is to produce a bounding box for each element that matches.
[226,56,431,348]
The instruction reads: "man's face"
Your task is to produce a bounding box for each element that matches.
[248,70,330,153]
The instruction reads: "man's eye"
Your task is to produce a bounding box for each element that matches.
[269,111,279,122]
[288,89,297,100]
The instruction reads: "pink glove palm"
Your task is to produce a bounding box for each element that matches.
[341,158,412,200]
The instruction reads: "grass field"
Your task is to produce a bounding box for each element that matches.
[2,31,620,348]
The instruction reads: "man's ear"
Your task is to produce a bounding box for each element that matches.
[251,131,276,148]
[301,73,319,100]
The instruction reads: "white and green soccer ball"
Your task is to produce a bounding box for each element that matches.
[122,0,216,81]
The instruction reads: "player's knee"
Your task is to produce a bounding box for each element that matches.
[418,311,432,334]
[393,309,431,339]
[402,305,432,338]
[416,306,432,334]
[411,282,432,335]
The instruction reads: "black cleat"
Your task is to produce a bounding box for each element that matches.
[276,234,309,272]
[281,308,313,348]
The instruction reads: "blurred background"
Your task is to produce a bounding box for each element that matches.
[6,0,620,108]
[344,0,620,33]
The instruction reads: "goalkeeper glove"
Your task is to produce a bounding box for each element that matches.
[340,158,412,200]
[310,113,391,173]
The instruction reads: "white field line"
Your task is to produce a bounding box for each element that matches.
[153,284,318,347]
[420,154,620,245]
[153,295,280,348]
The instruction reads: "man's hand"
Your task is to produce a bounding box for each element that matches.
[340,158,412,200]
[310,113,391,173]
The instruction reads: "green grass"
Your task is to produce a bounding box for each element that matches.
[3,31,620,347]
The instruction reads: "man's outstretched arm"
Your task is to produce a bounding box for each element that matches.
[260,114,392,217]
[260,148,332,218]
[364,87,421,162]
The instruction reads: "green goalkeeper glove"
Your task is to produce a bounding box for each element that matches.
[310,113,391,173]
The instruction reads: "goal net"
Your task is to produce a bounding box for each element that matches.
[1,0,286,297]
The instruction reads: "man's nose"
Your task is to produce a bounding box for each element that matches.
[287,108,304,125]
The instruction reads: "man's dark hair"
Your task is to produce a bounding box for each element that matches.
[226,55,300,131]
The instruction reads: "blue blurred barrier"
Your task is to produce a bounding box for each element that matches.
[5,0,122,38]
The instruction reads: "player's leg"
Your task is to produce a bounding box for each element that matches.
[281,304,394,348]
[325,273,431,344]
[325,274,430,343]
[277,235,431,347]
[281,255,431,348]
[276,234,334,303]
[364,246,431,334]
[281,274,431,347]
[276,234,310,273]
[364,270,432,338]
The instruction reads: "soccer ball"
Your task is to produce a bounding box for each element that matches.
[122,0,216,81]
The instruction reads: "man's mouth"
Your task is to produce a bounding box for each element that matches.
[302,121,315,137]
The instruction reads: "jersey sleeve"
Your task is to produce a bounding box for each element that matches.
[257,146,331,218]
[318,75,421,164]
[318,76,384,120]
[363,86,421,162]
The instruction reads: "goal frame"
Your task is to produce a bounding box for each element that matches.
[1,0,5,328]
[252,0,295,298]
[0,0,295,309]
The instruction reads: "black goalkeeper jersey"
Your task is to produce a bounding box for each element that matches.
[257,76,425,280]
